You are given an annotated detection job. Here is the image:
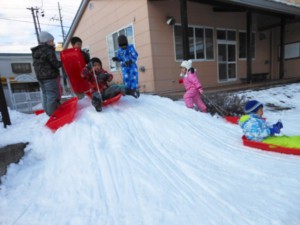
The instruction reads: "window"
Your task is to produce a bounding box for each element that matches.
[239,32,255,59]
[217,29,237,81]
[11,63,32,74]
[107,25,135,71]
[174,25,214,61]
[279,42,300,60]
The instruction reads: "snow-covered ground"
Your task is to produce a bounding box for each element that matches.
[1,83,300,225]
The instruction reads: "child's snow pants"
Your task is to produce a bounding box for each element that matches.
[184,89,207,112]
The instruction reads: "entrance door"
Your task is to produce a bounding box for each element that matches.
[217,30,237,82]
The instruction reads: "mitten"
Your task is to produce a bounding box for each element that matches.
[178,78,183,84]
[86,62,92,71]
[125,60,132,67]
[275,121,283,129]
[189,67,195,73]
[199,88,203,95]
[81,68,90,78]
[112,57,119,62]
[96,73,108,82]
[270,124,280,135]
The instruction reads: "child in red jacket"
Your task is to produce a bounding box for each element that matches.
[81,57,136,112]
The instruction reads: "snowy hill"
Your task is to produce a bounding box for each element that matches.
[1,84,300,225]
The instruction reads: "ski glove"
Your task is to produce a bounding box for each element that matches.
[96,73,110,82]
[125,60,132,67]
[112,57,119,62]
[270,124,281,135]
[178,78,183,84]
[274,121,283,129]
[81,68,90,78]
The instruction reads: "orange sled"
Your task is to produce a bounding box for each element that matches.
[242,135,300,156]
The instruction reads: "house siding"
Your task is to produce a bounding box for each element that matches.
[69,0,300,94]
[69,0,155,93]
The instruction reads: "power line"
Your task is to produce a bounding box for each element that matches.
[0,18,70,28]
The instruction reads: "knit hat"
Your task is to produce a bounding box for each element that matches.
[39,31,54,43]
[118,35,128,47]
[244,100,263,114]
[91,57,102,66]
[180,59,192,70]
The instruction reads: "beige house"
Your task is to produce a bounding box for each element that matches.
[63,0,300,94]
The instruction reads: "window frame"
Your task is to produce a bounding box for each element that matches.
[278,41,300,60]
[173,24,215,62]
[216,28,237,83]
[11,63,32,74]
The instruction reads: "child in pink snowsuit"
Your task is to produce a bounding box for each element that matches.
[179,60,207,112]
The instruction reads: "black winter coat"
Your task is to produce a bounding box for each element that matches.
[31,44,62,80]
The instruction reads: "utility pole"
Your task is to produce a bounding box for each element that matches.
[36,8,42,33]
[58,2,66,43]
[27,7,40,44]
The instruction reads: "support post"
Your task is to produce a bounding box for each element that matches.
[246,11,252,83]
[279,17,286,79]
[180,0,189,60]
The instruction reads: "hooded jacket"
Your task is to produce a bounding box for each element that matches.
[181,71,203,92]
[31,44,62,80]
[239,114,271,141]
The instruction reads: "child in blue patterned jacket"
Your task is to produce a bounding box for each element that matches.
[238,100,283,142]
[112,35,139,98]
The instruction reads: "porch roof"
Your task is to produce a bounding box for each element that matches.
[64,0,300,49]
[192,0,300,17]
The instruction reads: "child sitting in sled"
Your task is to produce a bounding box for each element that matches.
[178,59,207,113]
[81,57,137,112]
[239,100,300,148]
[239,100,283,141]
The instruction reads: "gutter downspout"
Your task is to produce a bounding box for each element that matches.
[279,17,286,79]
[246,10,252,83]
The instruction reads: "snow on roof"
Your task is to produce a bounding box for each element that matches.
[270,0,300,8]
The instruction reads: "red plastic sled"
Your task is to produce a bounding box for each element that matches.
[45,97,78,131]
[225,116,266,125]
[225,116,240,124]
[60,48,90,94]
[242,135,300,156]
[103,93,122,106]
[34,109,45,115]
[84,92,122,106]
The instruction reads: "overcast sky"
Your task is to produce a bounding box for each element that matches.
[0,0,81,53]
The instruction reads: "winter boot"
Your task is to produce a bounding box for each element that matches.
[135,90,140,98]
[95,103,102,112]
[125,88,139,99]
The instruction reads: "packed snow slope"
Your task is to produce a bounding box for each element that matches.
[1,84,300,225]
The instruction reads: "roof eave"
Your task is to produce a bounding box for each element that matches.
[63,0,90,49]
[225,0,300,17]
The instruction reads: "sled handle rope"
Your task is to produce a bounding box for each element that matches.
[202,93,229,117]
[89,62,103,102]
